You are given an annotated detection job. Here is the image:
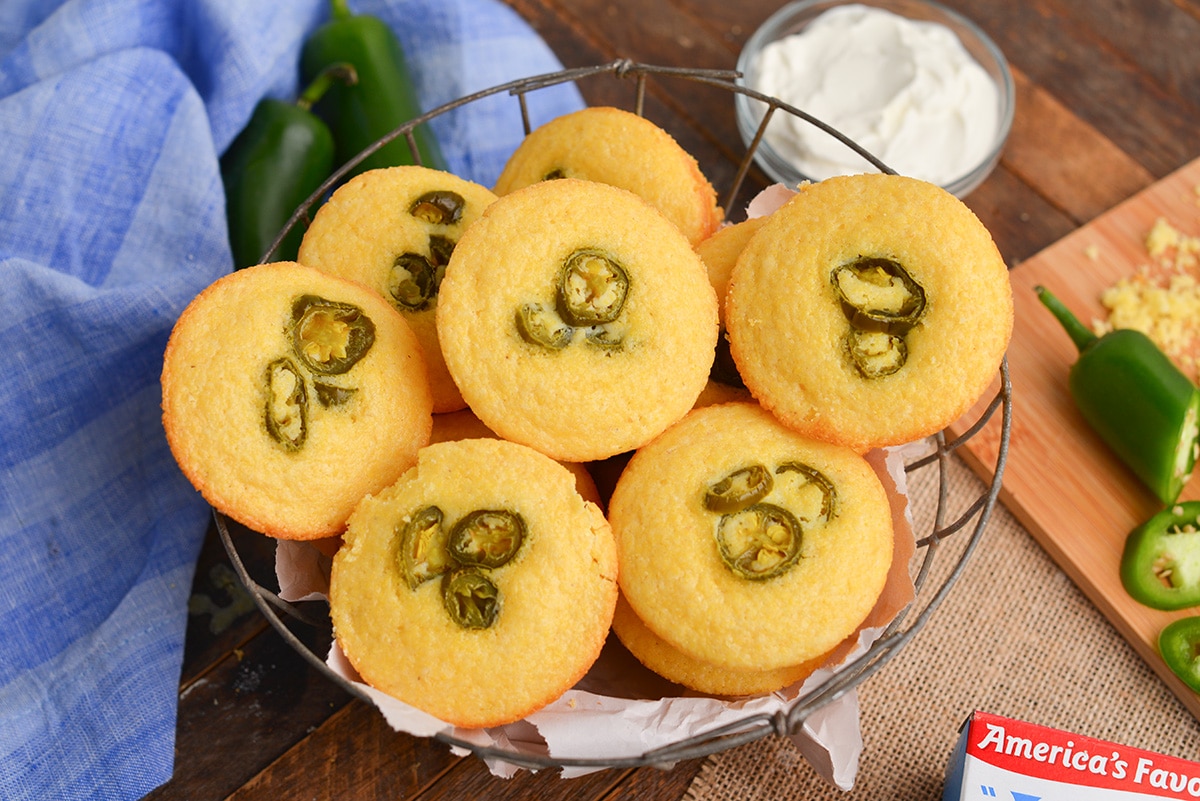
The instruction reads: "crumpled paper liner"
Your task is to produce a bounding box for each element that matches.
[274,442,917,786]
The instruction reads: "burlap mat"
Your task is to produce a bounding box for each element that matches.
[685,453,1200,800]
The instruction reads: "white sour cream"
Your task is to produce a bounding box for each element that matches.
[749,4,1001,185]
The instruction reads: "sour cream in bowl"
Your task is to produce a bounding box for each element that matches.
[735,0,1014,197]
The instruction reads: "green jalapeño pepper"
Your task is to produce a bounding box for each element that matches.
[1159,616,1200,693]
[220,64,353,269]
[300,0,446,178]
[1036,286,1200,506]
[1121,501,1200,610]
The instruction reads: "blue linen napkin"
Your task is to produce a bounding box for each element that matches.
[0,1,582,798]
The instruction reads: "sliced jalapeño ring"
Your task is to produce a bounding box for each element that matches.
[447,508,526,569]
[715,502,803,581]
[398,505,449,590]
[703,463,774,514]
[264,356,307,451]
[290,294,376,375]
[442,567,501,629]
[409,190,464,226]
[832,257,926,334]
[556,248,629,326]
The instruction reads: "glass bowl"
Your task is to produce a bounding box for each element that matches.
[734,0,1015,197]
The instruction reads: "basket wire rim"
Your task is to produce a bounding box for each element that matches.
[219,59,1013,770]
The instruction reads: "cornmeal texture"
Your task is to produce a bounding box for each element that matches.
[726,173,1013,451]
[427,409,602,506]
[161,261,433,540]
[330,438,618,728]
[493,106,722,246]
[697,216,769,390]
[696,216,769,323]
[611,594,826,696]
[609,402,893,671]
[298,165,497,413]
[437,178,719,462]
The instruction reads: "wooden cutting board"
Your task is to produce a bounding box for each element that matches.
[951,156,1200,720]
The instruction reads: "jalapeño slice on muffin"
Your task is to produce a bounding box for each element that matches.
[395,503,526,626]
[263,294,377,452]
[516,247,632,352]
[441,568,501,630]
[331,438,617,728]
[726,173,1013,451]
[831,257,927,378]
[703,459,837,581]
[438,178,718,462]
[610,402,893,672]
[161,261,433,541]
[290,294,376,374]
[388,190,464,312]
[263,356,309,451]
[298,165,499,413]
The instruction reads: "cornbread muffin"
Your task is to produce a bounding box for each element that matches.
[437,178,719,462]
[427,407,498,445]
[609,402,893,671]
[428,408,602,506]
[697,217,770,310]
[493,106,722,246]
[611,594,826,696]
[161,261,433,540]
[726,173,1013,451]
[693,379,753,409]
[297,165,498,413]
[329,438,618,728]
[696,216,770,388]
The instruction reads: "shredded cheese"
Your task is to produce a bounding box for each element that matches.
[1093,215,1200,382]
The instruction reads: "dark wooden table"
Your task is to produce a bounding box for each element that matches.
[148,1,1200,798]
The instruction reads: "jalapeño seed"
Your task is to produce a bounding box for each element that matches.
[715,503,803,581]
[704,464,774,513]
[442,568,501,629]
[290,295,375,375]
[447,509,525,569]
[264,357,307,451]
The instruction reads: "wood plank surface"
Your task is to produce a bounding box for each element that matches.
[952,156,1200,719]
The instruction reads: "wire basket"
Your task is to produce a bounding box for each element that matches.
[216,59,1013,771]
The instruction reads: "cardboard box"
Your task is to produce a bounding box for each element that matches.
[943,711,1200,800]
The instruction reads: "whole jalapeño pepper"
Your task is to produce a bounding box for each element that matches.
[1159,616,1200,693]
[220,64,353,269]
[300,0,446,178]
[1036,286,1200,506]
[1121,501,1200,610]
